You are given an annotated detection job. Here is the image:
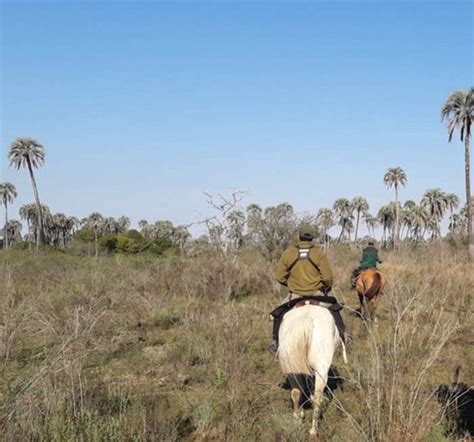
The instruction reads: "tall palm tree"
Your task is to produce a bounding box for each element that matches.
[351,196,369,242]
[441,89,474,257]
[8,138,46,247]
[316,208,334,249]
[420,189,448,239]
[383,167,407,245]
[333,198,354,242]
[0,183,18,249]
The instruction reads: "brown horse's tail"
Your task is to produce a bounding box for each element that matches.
[364,271,382,300]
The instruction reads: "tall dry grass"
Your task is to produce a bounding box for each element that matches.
[0,244,472,441]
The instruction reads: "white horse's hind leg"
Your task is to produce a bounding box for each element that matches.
[309,374,326,436]
[290,388,303,421]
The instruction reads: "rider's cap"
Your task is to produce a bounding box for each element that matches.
[299,233,314,242]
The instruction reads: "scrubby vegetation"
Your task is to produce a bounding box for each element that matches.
[1,243,472,440]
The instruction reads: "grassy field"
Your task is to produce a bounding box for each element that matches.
[0,244,473,441]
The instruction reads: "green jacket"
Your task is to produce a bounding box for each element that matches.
[275,241,333,295]
[360,246,381,268]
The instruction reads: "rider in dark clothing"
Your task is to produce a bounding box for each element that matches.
[351,241,383,289]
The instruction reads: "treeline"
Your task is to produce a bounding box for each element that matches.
[0,185,469,259]
[1,87,473,256]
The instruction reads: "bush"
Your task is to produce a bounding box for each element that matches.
[148,236,176,256]
[114,231,150,254]
[100,234,118,253]
[74,228,95,242]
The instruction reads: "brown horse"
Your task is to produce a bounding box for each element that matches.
[355,268,386,322]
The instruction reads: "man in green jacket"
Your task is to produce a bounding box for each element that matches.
[351,240,383,288]
[275,233,333,296]
[270,233,346,354]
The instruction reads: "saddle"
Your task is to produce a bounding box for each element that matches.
[270,295,343,321]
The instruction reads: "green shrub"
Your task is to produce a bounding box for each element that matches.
[115,232,150,254]
[148,236,175,256]
[100,234,118,252]
[74,228,95,242]
[212,368,227,388]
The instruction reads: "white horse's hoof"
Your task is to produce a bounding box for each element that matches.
[309,427,317,436]
[293,409,304,421]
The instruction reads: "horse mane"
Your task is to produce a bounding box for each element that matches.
[364,271,382,300]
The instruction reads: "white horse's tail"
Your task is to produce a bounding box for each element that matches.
[278,316,314,375]
[340,336,348,365]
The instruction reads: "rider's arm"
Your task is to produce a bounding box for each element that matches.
[315,250,333,292]
[275,249,293,286]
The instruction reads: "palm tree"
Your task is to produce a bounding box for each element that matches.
[351,196,369,242]
[9,138,46,247]
[104,217,118,234]
[401,201,417,239]
[333,198,354,242]
[316,208,334,249]
[441,89,474,257]
[154,220,174,240]
[383,167,407,245]
[52,213,69,247]
[449,213,462,236]
[411,206,428,242]
[171,225,191,250]
[0,183,18,249]
[19,203,37,249]
[420,189,448,239]
[363,213,378,239]
[445,192,460,214]
[85,212,104,258]
[117,216,131,233]
[378,204,395,246]
[6,220,22,244]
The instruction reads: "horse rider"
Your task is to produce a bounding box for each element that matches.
[351,240,383,289]
[269,232,347,354]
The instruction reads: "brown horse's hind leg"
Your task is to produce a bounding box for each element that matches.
[356,294,364,316]
[290,388,303,420]
[362,296,372,322]
[368,295,381,323]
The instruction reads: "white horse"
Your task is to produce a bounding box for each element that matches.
[278,304,347,437]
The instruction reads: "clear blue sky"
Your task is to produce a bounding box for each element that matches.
[1,0,473,234]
